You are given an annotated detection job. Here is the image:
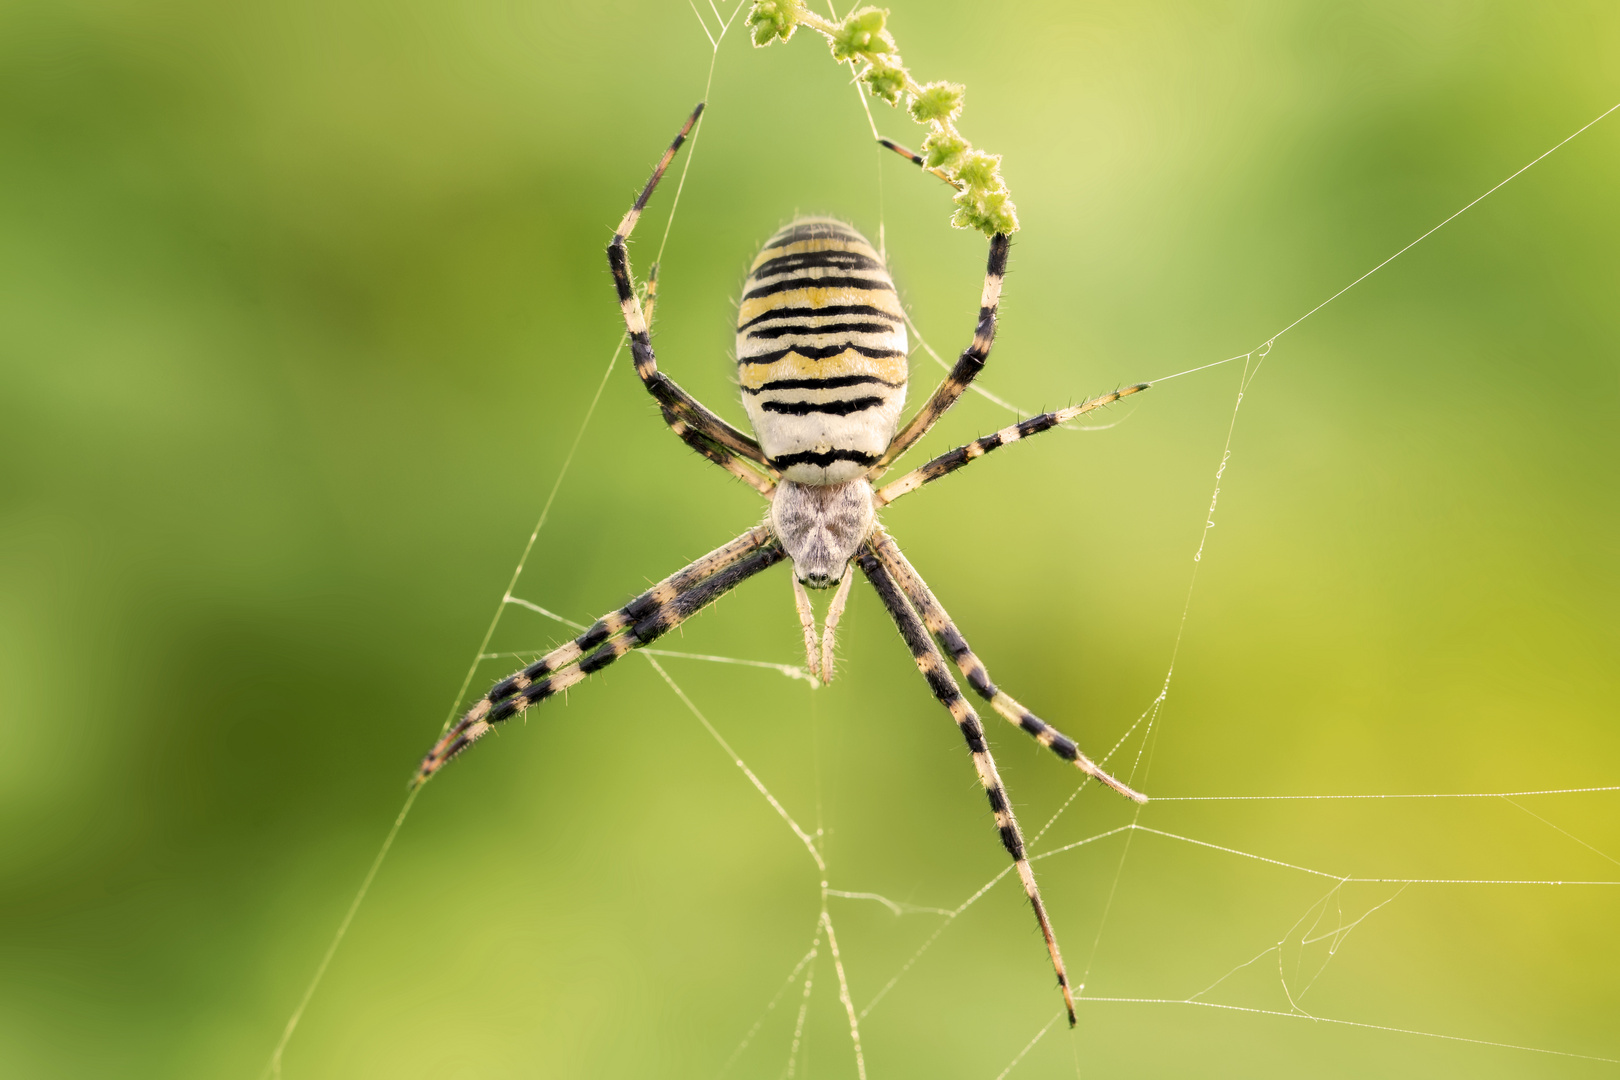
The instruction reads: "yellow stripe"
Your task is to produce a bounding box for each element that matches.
[738,285,904,329]
[738,351,906,391]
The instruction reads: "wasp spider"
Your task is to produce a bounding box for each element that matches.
[418,103,1150,1026]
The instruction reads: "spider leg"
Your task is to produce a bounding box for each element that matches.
[417,525,785,782]
[606,104,778,478]
[869,529,1145,803]
[875,384,1151,506]
[857,546,1080,1027]
[664,408,776,497]
[791,575,822,683]
[819,564,854,682]
[873,231,1010,472]
[876,136,963,191]
[641,252,766,490]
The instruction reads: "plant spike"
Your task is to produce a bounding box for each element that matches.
[746,2,1019,237]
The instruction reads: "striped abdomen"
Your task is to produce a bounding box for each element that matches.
[737,217,907,485]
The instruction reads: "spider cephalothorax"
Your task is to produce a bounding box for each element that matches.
[416,104,1149,1026]
[770,477,874,588]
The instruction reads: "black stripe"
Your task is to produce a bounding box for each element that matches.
[751,249,883,279]
[770,448,880,469]
[964,665,996,697]
[938,627,969,657]
[489,695,524,723]
[745,321,898,340]
[607,242,634,302]
[738,304,898,332]
[1049,734,1079,761]
[742,374,904,395]
[739,344,906,366]
[767,222,865,246]
[998,824,1025,860]
[760,396,887,417]
[576,618,615,651]
[742,275,895,301]
[577,641,622,676]
[439,733,472,763]
[959,717,989,755]
[488,672,527,702]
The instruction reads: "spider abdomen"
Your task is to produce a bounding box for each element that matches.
[737,218,907,484]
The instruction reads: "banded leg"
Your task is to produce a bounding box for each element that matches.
[875,384,1151,506]
[856,547,1079,1026]
[878,136,963,191]
[417,526,784,782]
[876,232,1011,469]
[664,406,776,497]
[869,529,1145,803]
[606,103,776,475]
[646,254,771,497]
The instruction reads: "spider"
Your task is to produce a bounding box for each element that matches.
[417,103,1150,1026]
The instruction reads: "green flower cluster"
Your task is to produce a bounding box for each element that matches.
[745,0,804,47]
[745,2,1019,237]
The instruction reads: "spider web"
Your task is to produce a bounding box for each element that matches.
[263,6,1619,1077]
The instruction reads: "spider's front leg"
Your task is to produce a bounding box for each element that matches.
[857,546,1080,1026]
[606,103,778,488]
[874,230,1011,470]
[417,525,784,783]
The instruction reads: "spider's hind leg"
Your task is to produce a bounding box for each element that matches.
[858,546,1080,1027]
[868,529,1145,803]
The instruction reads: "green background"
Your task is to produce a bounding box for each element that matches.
[2,1,1616,1076]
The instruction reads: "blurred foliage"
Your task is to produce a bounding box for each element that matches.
[0,1,1616,1077]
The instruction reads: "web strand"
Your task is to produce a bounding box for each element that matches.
[992,1011,1065,1080]
[646,655,826,873]
[1075,998,1620,1065]
[1153,785,1620,801]
[1144,96,1620,390]
[259,788,419,1080]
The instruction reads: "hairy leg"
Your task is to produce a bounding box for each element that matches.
[875,384,1150,505]
[605,103,777,476]
[418,526,784,782]
[868,530,1145,802]
[820,564,854,682]
[792,575,822,682]
[857,546,1080,1026]
[875,232,1011,469]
